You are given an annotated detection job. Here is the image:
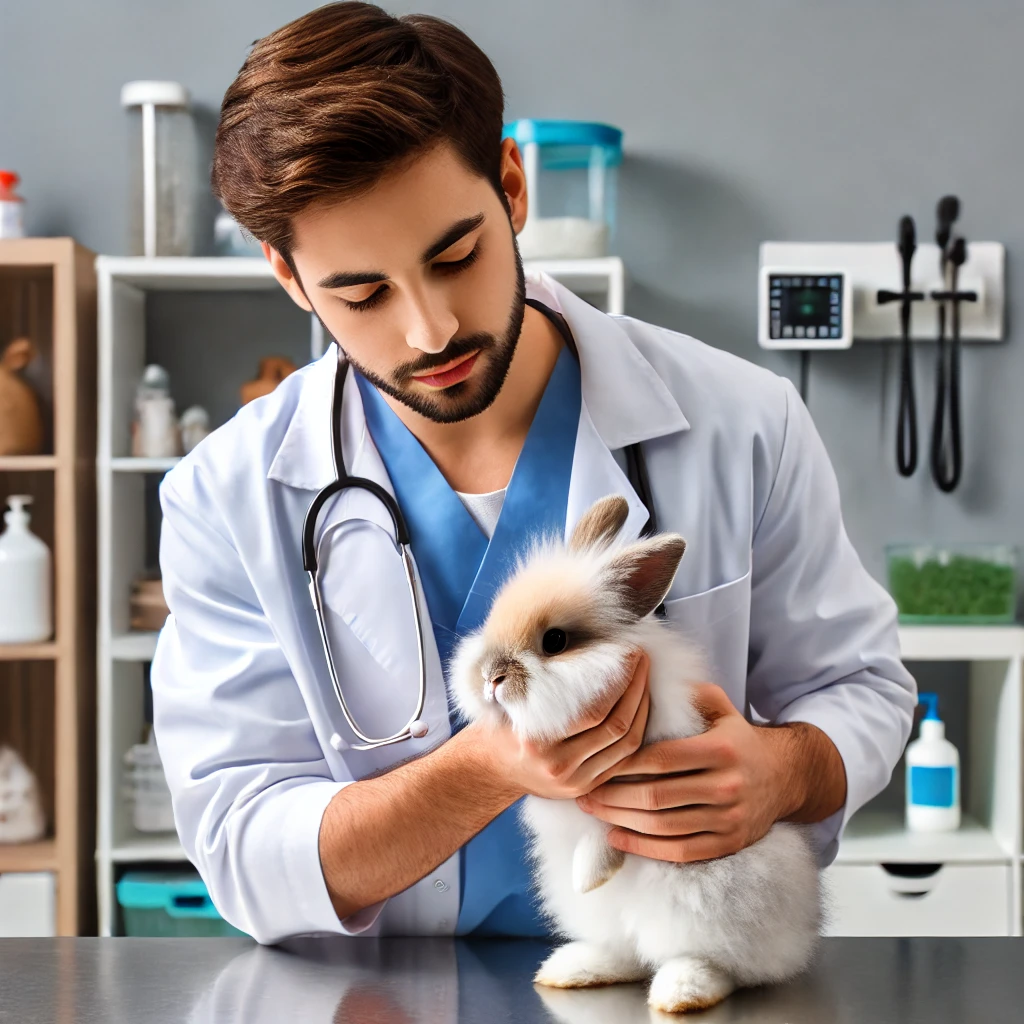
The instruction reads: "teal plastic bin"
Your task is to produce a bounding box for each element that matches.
[116,871,247,937]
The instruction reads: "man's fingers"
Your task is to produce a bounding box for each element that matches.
[578,801,737,837]
[606,828,740,863]
[571,685,651,789]
[612,731,734,778]
[584,771,727,811]
[562,650,649,760]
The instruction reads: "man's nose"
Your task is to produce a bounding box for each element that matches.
[403,283,458,354]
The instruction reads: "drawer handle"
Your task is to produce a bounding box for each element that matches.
[893,891,930,899]
[173,895,207,909]
[880,862,942,879]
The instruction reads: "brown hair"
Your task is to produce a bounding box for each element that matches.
[211,2,506,265]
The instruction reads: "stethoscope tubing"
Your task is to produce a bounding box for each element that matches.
[303,356,429,751]
[308,338,659,749]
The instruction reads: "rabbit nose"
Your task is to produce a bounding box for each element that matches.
[483,667,508,704]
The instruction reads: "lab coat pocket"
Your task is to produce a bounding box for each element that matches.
[662,571,752,697]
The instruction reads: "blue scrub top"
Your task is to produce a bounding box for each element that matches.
[356,346,581,936]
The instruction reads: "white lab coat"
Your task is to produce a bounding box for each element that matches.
[151,272,916,945]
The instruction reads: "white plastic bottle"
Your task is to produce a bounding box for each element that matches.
[0,495,52,644]
[905,692,960,832]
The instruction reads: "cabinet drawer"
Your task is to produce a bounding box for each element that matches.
[0,872,56,937]
[824,863,1011,937]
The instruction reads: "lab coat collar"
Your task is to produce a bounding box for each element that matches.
[266,272,689,492]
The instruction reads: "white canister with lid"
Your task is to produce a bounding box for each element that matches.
[0,495,52,643]
[121,80,198,257]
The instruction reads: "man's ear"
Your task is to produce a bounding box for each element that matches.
[499,137,529,235]
[603,535,687,620]
[263,242,313,313]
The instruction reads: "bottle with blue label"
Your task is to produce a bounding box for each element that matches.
[905,693,961,832]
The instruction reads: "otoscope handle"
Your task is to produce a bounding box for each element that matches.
[898,215,917,288]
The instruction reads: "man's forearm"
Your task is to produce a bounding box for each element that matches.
[765,721,847,824]
[318,724,522,920]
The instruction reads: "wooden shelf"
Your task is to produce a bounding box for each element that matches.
[0,641,59,661]
[0,455,59,472]
[0,839,58,873]
[0,237,97,936]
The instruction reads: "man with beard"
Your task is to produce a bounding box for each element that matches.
[151,2,915,946]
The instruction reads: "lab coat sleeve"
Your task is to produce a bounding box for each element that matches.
[151,469,378,943]
[745,380,917,865]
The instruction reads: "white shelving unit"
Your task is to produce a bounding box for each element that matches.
[826,625,1023,937]
[94,254,626,935]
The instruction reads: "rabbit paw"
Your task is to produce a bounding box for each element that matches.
[572,832,625,893]
[648,957,734,1013]
[534,942,648,989]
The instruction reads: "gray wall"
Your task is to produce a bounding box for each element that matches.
[4,0,1022,591]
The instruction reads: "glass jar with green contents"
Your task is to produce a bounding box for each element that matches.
[886,544,1017,624]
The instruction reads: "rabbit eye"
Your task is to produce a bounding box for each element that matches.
[542,628,568,655]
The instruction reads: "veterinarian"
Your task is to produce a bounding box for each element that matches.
[150,3,916,945]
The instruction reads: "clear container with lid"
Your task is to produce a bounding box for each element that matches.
[886,542,1017,623]
[503,120,623,260]
[121,80,199,256]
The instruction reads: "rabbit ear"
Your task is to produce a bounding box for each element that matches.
[603,534,686,619]
[568,495,629,553]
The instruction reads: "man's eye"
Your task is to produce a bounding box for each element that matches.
[341,286,388,312]
[434,244,480,274]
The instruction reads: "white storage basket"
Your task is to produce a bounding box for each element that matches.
[122,736,176,833]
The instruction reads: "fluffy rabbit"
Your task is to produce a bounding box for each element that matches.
[451,495,820,1013]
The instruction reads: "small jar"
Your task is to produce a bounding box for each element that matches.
[503,120,623,260]
[0,170,25,239]
[121,81,198,257]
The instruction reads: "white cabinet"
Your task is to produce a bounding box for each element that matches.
[0,872,56,937]
[828,626,1023,937]
[825,863,1012,937]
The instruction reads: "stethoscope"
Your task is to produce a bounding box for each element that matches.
[302,303,660,753]
[302,355,430,753]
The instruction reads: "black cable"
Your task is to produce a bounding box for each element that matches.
[877,217,925,477]
[799,350,810,404]
[896,320,918,476]
[931,236,966,492]
[896,216,919,476]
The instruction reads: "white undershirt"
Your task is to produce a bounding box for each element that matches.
[455,488,506,540]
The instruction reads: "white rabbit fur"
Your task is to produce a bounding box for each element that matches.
[450,495,820,1014]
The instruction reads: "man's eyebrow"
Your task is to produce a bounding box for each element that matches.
[317,269,388,290]
[315,213,485,289]
[421,213,485,263]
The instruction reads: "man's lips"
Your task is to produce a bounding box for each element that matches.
[411,351,480,389]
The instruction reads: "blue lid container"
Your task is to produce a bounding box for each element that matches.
[117,871,223,918]
[117,871,247,936]
[501,119,623,259]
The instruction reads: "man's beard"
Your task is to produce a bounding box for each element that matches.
[343,247,526,425]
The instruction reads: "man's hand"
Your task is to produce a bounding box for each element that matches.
[475,651,652,802]
[575,683,847,863]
